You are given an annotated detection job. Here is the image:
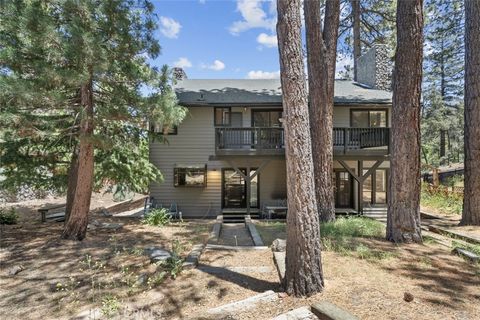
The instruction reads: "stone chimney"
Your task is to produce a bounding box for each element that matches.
[172,67,187,81]
[355,44,392,91]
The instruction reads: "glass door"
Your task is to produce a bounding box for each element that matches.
[334,171,353,208]
[222,169,259,208]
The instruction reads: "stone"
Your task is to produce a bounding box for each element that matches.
[453,247,480,263]
[88,220,123,231]
[273,251,286,283]
[136,273,148,286]
[207,290,278,316]
[272,306,318,320]
[8,265,24,276]
[403,292,414,302]
[311,301,359,320]
[272,239,286,252]
[145,247,171,263]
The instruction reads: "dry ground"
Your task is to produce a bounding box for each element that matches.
[0,199,212,319]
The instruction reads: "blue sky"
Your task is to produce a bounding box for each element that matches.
[150,0,352,79]
[151,0,282,79]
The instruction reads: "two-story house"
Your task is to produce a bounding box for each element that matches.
[149,45,392,220]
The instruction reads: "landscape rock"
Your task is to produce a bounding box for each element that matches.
[136,273,148,286]
[8,265,24,276]
[145,247,171,263]
[272,239,286,252]
[88,220,123,231]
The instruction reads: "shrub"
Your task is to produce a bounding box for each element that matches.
[156,240,184,279]
[0,207,18,225]
[101,295,120,318]
[142,208,171,226]
[421,182,463,215]
[320,216,385,239]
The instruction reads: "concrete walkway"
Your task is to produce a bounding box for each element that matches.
[217,223,254,246]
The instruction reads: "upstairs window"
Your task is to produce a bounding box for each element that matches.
[351,110,387,128]
[174,166,207,187]
[214,107,231,126]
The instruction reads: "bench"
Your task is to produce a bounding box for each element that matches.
[38,204,66,222]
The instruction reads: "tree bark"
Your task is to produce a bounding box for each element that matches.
[304,0,340,222]
[352,0,361,81]
[277,0,324,296]
[387,0,423,243]
[64,145,79,223]
[62,79,95,241]
[461,0,480,226]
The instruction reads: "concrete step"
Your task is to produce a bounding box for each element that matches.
[206,290,278,317]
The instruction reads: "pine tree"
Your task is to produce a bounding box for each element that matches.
[387,0,424,243]
[422,0,464,166]
[277,0,324,296]
[304,0,340,222]
[0,1,186,240]
[461,0,480,226]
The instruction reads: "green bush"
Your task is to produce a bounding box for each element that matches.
[0,207,18,225]
[142,208,171,226]
[421,183,463,215]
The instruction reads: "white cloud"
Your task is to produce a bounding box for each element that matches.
[199,0,206,3]
[173,57,192,69]
[201,60,226,71]
[256,33,277,48]
[159,16,181,39]
[246,70,280,79]
[229,0,276,35]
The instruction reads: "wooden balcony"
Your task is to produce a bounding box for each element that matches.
[215,127,390,156]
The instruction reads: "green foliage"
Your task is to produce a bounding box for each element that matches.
[421,183,463,215]
[156,240,184,279]
[142,208,171,226]
[101,295,121,318]
[0,207,18,224]
[320,216,385,239]
[0,1,186,195]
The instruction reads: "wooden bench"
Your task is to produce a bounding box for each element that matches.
[38,204,66,222]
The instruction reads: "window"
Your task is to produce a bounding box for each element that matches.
[252,109,283,127]
[150,123,178,135]
[214,107,231,126]
[174,166,207,187]
[351,110,387,128]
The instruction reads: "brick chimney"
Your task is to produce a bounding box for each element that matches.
[172,67,187,81]
[355,44,392,91]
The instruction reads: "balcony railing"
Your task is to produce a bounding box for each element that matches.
[215,127,390,155]
[333,127,390,153]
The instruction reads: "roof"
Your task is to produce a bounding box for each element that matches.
[174,79,392,106]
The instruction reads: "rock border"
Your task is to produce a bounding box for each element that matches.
[182,243,205,270]
[311,301,359,320]
[245,215,264,246]
[208,215,223,244]
[273,251,286,284]
[206,290,278,316]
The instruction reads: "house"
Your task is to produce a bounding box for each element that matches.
[149,45,392,219]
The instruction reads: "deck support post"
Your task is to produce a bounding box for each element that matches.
[358,161,363,214]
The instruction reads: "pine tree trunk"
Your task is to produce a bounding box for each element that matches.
[62,80,95,241]
[277,0,324,296]
[352,0,361,81]
[387,0,423,243]
[461,0,480,226]
[304,0,339,222]
[64,146,79,223]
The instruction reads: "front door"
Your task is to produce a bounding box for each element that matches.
[334,170,354,208]
[362,169,388,206]
[222,168,259,208]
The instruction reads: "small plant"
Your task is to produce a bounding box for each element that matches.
[453,241,480,256]
[101,295,120,318]
[142,208,171,226]
[156,240,185,279]
[0,207,18,225]
[147,271,167,288]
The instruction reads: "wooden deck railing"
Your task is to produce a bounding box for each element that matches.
[215,127,390,153]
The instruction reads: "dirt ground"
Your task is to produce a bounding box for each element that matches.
[1,199,479,319]
[0,198,212,319]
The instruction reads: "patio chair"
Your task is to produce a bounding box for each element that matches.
[167,203,179,220]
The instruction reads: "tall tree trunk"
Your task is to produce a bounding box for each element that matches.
[304,0,340,222]
[461,0,480,226]
[62,79,95,241]
[64,145,79,223]
[352,0,361,81]
[277,0,324,296]
[387,0,423,243]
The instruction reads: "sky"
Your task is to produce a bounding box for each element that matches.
[150,0,283,79]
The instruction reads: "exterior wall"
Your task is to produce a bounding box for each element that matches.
[149,107,287,218]
[150,105,391,217]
